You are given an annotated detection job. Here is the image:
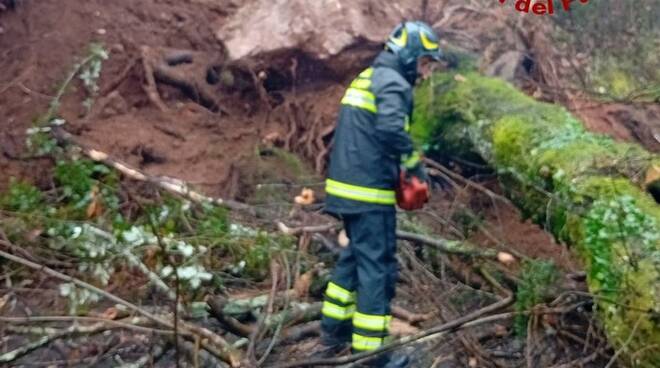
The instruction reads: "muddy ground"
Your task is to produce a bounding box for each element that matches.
[0,0,658,367]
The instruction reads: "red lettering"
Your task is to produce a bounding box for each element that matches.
[515,0,531,12]
[532,2,547,14]
[500,0,588,15]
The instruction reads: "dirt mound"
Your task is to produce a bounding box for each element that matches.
[0,0,227,189]
[575,101,660,152]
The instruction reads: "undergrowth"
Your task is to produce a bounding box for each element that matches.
[514,259,558,337]
[0,158,296,312]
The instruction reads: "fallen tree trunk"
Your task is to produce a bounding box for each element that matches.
[412,72,660,367]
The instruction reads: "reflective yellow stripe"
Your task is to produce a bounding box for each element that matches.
[353,312,392,332]
[326,179,396,205]
[402,151,421,169]
[341,88,377,113]
[325,282,356,304]
[352,333,387,351]
[421,32,439,50]
[322,301,355,321]
[350,78,372,90]
[359,67,374,78]
[390,28,408,48]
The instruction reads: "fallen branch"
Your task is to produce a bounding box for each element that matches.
[396,230,499,259]
[0,247,241,366]
[261,321,321,347]
[391,306,434,326]
[277,222,339,236]
[206,289,299,320]
[51,127,252,213]
[424,158,511,204]
[118,343,168,368]
[1,316,172,336]
[0,322,108,363]
[277,221,508,260]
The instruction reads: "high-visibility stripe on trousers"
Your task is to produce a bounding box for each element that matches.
[325,179,396,205]
[320,211,398,351]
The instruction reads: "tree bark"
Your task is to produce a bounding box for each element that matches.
[412,71,660,367]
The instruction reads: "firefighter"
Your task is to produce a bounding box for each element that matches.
[320,21,441,367]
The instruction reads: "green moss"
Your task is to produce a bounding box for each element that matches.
[607,69,636,98]
[515,260,558,337]
[414,71,660,366]
[567,178,660,364]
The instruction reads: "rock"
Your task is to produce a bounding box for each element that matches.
[216,0,420,63]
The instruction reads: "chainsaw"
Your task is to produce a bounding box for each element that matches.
[396,171,430,211]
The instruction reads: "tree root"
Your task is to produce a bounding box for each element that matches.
[140,46,225,113]
[140,46,169,112]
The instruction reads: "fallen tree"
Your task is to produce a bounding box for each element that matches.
[412,72,660,367]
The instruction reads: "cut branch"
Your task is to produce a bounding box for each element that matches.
[51,127,253,213]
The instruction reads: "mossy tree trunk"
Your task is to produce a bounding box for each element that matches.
[412,72,660,367]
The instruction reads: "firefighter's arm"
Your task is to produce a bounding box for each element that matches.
[373,78,428,182]
[373,79,415,158]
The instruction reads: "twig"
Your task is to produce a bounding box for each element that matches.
[391,305,434,325]
[247,260,280,365]
[548,351,599,368]
[424,158,511,204]
[0,247,241,366]
[278,221,501,259]
[100,57,138,96]
[257,254,293,366]
[604,315,644,368]
[0,322,108,363]
[277,222,339,236]
[0,316,172,335]
[51,127,253,213]
[147,215,181,368]
[396,230,498,258]
[44,52,101,121]
[0,248,172,327]
[118,343,168,368]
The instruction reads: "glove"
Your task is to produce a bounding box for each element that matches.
[405,163,429,184]
[402,151,429,182]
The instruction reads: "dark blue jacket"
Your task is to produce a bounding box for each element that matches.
[325,51,419,214]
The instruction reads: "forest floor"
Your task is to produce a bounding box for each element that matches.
[1,1,658,367]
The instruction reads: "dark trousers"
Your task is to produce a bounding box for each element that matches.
[321,210,398,352]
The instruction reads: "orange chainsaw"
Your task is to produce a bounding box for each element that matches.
[396,171,430,211]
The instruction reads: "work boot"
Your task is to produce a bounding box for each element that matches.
[362,352,410,368]
[310,333,349,359]
[383,353,410,368]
